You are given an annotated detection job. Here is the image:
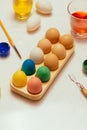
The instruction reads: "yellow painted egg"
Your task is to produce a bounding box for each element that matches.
[12,70,27,88]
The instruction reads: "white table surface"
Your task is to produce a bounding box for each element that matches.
[0,0,87,130]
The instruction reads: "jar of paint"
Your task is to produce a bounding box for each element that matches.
[13,0,33,20]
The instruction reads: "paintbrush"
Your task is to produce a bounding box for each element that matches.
[0,20,22,59]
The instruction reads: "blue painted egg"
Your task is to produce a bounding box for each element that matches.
[21,59,36,75]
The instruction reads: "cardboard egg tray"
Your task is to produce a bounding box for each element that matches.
[10,42,74,101]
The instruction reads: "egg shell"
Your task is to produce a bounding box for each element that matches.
[37,38,52,54]
[27,14,41,32]
[27,77,42,94]
[36,0,52,14]
[12,70,27,88]
[36,66,51,82]
[59,34,74,49]
[44,53,59,71]
[51,43,66,60]
[21,59,36,75]
[30,47,44,64]
[45,28,60,43]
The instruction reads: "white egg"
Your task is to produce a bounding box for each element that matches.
[35,0,53,14]
[30,47,44,64]
[27,14,41,32]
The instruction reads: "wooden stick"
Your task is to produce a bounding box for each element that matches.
[0,20,22,59]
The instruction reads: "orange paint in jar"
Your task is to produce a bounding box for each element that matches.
[13,0,33,20]
[71,11,87,35]
[67,0,87,39]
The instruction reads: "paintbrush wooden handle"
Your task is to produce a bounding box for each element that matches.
[81,87,87,98]
[0,20,22,59]
[0,20,15,47]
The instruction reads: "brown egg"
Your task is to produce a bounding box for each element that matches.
[45,28,60,43]
[52,43,66,60]
[44,53,59,71]
[37,38,52,54]
[59,34,74,49]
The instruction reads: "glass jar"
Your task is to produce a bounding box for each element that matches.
[13,0,33,20]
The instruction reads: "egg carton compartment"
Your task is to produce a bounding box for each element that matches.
[10,47,74,101]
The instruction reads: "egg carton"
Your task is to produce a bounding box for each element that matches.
[10,46,74,101]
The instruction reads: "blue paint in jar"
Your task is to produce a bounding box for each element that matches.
[0,42,10,57]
